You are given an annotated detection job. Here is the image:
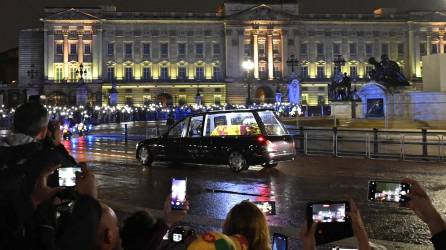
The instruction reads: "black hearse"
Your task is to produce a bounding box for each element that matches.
[136,109,296,172]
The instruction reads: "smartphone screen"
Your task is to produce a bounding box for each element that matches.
[171,178,187,210]
[368,181,410,203]
[253,201,276,215]
[58,167,81,187]
[272,233,288,250]
[310,202,348,223]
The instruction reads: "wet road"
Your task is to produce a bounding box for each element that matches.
[64,124,446,249]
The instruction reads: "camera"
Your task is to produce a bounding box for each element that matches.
[368,180,411,203]
[170,226,195,243]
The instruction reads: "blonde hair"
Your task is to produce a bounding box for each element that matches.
[223,201,271,250]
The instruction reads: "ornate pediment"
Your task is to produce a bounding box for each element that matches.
[227,4,295,21]
[44,8,101,21]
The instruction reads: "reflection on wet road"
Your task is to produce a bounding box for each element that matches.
[66,134,446,247]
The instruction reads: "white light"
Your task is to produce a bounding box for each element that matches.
[242,59,255,71]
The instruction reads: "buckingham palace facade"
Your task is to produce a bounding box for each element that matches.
[17,0,446,106]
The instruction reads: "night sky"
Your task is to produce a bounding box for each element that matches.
[1,0,445,53]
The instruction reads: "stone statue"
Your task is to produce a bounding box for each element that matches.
[368,55,409,86]
[288,79,300,105]
[329,72,352,101]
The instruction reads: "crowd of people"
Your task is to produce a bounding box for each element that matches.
[0,102,305,130]
[0,101,445,250]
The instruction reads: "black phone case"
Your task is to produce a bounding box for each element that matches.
[306,201,353,245]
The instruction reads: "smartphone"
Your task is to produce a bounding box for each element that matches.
[308,201,349,224]
[171,227,184,243]
[253,201,276,215]
[306,201,353,245]
[272,233,288,250]
[171,178,187,210]
[368,180,411,203]
[58,167,81,187]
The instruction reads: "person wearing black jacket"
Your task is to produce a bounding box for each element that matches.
[402,178,446,250]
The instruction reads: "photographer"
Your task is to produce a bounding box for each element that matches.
[120,195,189,250]
[402,178,446,250]
[299,200,371,250]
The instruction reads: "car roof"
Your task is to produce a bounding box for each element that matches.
[193,108,275,116]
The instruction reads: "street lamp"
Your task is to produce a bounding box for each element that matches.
[76,64,87,81]
[242,59,254,105]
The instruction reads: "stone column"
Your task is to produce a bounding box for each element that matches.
[440,35,444,54]
[63,32,69,80]
[408,25,416,78]
[238,30,245,78]
[78,33,83,64]
[281,30,288,76]
[426,32,432,55]
[268,33,273,80]
[253,34,259,79]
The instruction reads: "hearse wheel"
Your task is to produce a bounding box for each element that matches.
[138,146,152,167]
[228,151,248,173]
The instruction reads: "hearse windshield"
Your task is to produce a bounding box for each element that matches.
[257,110,288,136]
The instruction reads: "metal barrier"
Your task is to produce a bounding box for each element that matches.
[298,127,446,163]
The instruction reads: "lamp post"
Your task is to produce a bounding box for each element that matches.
[286,54,299,73]
[242,59,254,105]
[76,63,87,81]
[333,54,346,75]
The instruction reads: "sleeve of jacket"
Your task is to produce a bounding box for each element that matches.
[57,195,102,250]
[431,229,446,250]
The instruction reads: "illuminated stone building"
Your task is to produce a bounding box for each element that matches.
[18,1,446,106]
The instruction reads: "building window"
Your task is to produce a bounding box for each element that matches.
[350,65,358,78]
[70,44,77,55]
[381,43,389,56]
[107,67,115,81]
[214,95,222,105]
[349,43,357,57]
[431,43,439,54]
[420,43,427,56]
[143,43,151,58]
[317,65,325,79]
[143,95,151,105]
[273,65,281,78]
[259,65,267,79]
[125,67,133,81]
[316,43,324,58]
[178,43,186,57]
[196,43,204,58]
[125,43,132,57]
[365,65,373,78]
[244,42,251,57]
[160,43,169,58]
[365,43,373,58]
[160,67,169,80]
[178,66,187,80]
[84,43,91,54]
[333,43,341,56]
[178,95,187,105]
[143,67,151,81]
[397,43,404,58]
[213,44,220,56]
[300,65,308,79]
[55,66,63,82]
[300,43,308,56]
[70,66,77,81]
[56,43,63,55]
[258,43,266,57]
[273,43,280,56]
[213,66,221,81]
[196,66,204,80]
[107,43,114,56]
